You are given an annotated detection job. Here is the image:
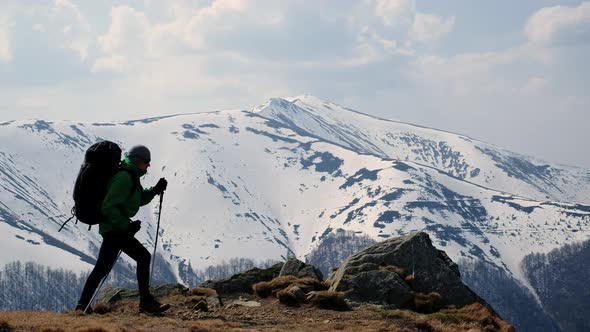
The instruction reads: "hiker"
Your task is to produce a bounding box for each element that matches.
[75,145,170,314]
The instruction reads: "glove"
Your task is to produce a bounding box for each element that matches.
[129,220,142,235]
[152,178,168,195]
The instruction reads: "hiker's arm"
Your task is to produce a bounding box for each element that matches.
[141,177,166,205]
[101,172,133,225]
[140,186,156,206]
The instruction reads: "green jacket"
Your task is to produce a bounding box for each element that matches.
[99,157,157,235]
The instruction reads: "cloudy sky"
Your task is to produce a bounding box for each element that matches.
[0,0,588,168]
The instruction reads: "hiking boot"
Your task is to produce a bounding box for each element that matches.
[74,303,93,314]
[139,295,170,314]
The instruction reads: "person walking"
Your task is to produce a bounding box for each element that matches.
[75,145,169,314]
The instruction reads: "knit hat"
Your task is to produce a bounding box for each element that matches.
[126,145,151,162]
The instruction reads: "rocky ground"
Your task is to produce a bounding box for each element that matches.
[0,293,512,332]
[0,233,515,331]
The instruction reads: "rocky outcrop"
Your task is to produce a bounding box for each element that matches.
[97,284,189,304]
[199,263,283,296]
[279,258,324,280]
[328,232,482,308]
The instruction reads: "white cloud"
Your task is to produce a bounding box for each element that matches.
[93,1,399,72]
[372,0,455,45]
[98,5,150,55]
[374,0,415,26]
[409,13,455,42]
[520,76,549,95]
[33,23,46,33]
[409,50,520,96]
[48,0,92,59]
[0,16,13,63]
[525,2,590,45]
[0,1,91,60]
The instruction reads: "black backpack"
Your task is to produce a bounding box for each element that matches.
[59,141,122,231]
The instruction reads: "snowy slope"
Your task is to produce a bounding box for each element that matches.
[255,96,590,204]
[0,97,589,291]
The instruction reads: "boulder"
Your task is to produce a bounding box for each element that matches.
[279,258,323,280]
[226,300,262,308]
[336,270,413,307]
[287,286,306,303]
[328,232,481,308]
[193,300,208,312]
[199,262,283,296]
[97,283,189,304]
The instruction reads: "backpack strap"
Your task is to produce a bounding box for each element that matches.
[118,168,139,198]
[58,207,76,232]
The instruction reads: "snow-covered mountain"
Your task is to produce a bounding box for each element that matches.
[257,96,590,204]
[1,95,589,299]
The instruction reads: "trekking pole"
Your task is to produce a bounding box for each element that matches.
[150,192,164,284]
[85,250,122,314]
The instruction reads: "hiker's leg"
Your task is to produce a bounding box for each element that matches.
[121,236,151,297]
[77,234,121,306]
[122,237,171,314]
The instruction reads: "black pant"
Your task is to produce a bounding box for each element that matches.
[78,232,151,306]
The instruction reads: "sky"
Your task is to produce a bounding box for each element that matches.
[0,0,588,168]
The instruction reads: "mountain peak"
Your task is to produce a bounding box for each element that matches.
[253,97,296,112]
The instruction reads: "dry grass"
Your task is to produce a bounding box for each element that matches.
[0,299,514,332]
[414,292,442,313]
[404,274,416,284]
[77,328,110,332]
[190,287,218,298]
[306,291,350,311]
[253,276,329,298]
[253,275,298,297]
[0,286,513,332]
[440,302,514,332]
[379,302,514,332]
[189,326,210,332]
[0,310,236,332]
[92,304,111,315]
[379,265,406,277]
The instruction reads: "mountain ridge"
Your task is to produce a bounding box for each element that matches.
[1,95,589,329]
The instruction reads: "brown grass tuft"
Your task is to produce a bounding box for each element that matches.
[427,302,514,332]
[253,275,330,298]
[189,325,211,332]
[277,289,300,307]
[291,277,329,290]
[414,292,442,313]
[92,303,111,315]
[253,276,297,297]
[77,328,111,332]
[189,326,211,332]
[380,265,406,277]
[306,291,349,311]
[190,287,218,298]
